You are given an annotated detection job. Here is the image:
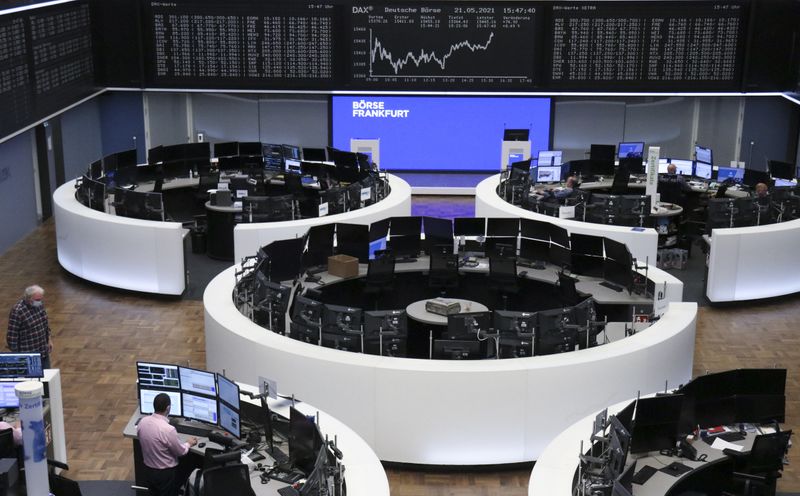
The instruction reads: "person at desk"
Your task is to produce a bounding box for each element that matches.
[666,164,692,192]
[754,182,769,201]
[7,285,54,369]
[0,420,21,446]
[544,175,577,201]
[137,393,198,496]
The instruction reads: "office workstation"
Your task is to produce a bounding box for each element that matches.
[530,368,790,496]
[204,214,693,465]
[125,362,388,495]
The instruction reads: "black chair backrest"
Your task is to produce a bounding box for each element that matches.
[489,256,517,284]
[610,166,631,195]
[746,430,792,474]
[430,251,458,275]
[48,473,83,496]
[203,463,255,496]
[366,252,395,285]
[558,272,580,306]
[0,429,15,459]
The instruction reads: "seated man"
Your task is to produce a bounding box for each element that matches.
[754,182,773,224]
[544,175,577,201]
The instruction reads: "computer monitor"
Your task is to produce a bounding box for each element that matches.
[389,235,421,258]
[302,147,327,162]
[291,295,324,328]
[336,223,369,263]
[619,157,645,175]
[282,144,301,161]
[433,339,483,360]
[179,366,217,397]
[614,400,637,434]
[89,159,103,179]
[422,216,453,252]
[139,387,182,416]
[322,304,362,335]
[214,142,238,158]
[0,352,44,378]
[519,238,549,263]
[486,218,519,237]
[536,166,561,183]
[493,310,537,336]
[284,159,302,175]
[503,129,529,141]
[363,310,407,356]
[548,224,570,249]
[717,166,744,184]
[453,217,485,237]
[743,168,771,188]
[590,144,616,163]
[670,159,693,176]
[520,218,550,241]
[137,361,180,389]
[658,158,670,174]
[694,161,712,180]
[630,394,683,454]
[182,392,219,424]
[390,216,422,236]
[216,374,240,411]
[289,407,321,472]
[218,402,241,439]
[535,309,576,355]
[537,150,562,166]
[618,142,644,159]
[368,238,387,260]
[445,312,491,340]
[0,382,21,408]
[695,145,713,165]
[768,160,796,180]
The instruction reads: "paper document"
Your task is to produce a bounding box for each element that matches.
[710,437,744,451]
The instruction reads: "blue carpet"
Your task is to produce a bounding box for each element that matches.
[392,171,493,188]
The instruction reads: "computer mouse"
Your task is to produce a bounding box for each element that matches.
[198,442,205,448]
[519,271,528,277]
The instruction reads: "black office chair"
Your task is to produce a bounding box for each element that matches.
[557,271,587,307]
[195,171,220,205]
[610,166,631,195]
[428,251,459,295]
[0,429,15,459]
[49,472,83,496]
[202,463,256,496]
[724,430,792,496]
[363,251,395,308]
[488,256,518,310]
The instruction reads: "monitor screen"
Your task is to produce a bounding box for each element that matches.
[289,407,320,470]
[139,387,182,416]
[536,166,561,183]
[390,216,422,236]
[333,96,550,171]
[695,145,713,165]
[694,162,712,180]
[453,218,485,237]
[618,142,644,159]
[717,166,744,183]
[590,144,616,163]
[658,158,670,174]
[0,382,20,408]
[219,402,241,438]
[670,159,693,176]
[0,353,44,378]
[182,392,219,424]
[214,142,238,158]
[774,178,796,187]
[537,150,562,166]
[137,362,180,389]
[179,366,217,397]
[302,147,327,162]
[285,159,302,174]
[368,238,387,259]
[217,374,240,411]
[487,218,519,237]
[768,160,796,180]
[743,168,771,188]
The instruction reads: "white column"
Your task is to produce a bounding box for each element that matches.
[15,381,50,496]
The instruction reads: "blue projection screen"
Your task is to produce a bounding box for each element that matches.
[332,96,551,171]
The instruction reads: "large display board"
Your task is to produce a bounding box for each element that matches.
[0,0,95,140]
[347,2,540,90]
[142,1,341,88]
[332,95,550,171]
[546,1,747,90]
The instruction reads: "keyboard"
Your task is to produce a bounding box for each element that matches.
[268,446,290,464]
[277,487,300,496]
[170,420,215,437]
[631,465,658,485]
[267,468,304,485]
[395,257,418,264]
[598,281,624,292]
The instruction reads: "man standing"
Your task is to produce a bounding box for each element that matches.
[7,285,53,369]
[137,393,198,496]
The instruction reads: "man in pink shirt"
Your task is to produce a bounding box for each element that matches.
[137,393,198,496]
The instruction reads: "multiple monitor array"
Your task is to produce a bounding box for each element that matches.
[0,352,46,409]
[576,368,788,495]
[236,216,640,294]
[74,142,388,222]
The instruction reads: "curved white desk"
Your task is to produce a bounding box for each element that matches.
[706,218,800,302]
[476,175,659,266]
[205,264,695,466]
[53,179,188,295]
[233,174,412,262]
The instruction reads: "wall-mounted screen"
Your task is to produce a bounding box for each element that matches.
[332,96,550,171]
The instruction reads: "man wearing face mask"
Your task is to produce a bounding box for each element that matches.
[7,285,53,369]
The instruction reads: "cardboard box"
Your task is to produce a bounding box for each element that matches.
[328,254,359,278]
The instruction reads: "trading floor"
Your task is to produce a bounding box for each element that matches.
[0,197,798,495]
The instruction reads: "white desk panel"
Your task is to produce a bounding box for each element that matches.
[707,218,800,302]
[205,265,696,465]
[475,175,659,267]
[233,174,412,263]
[53,180,187,295]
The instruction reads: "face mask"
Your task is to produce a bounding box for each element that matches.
[30,300,43,308]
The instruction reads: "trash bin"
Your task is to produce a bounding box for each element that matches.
[191,228,207,254]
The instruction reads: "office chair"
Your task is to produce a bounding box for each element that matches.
[428,251,459,295]
[609,166,630,195]
[488,256,518,310]
[195,171,220,205]
[202,463,256,496]
[49,472,83,496]
[363,251,395,308]
[0,429,15,459]
[557,272,584,307]
[723,430,792,496]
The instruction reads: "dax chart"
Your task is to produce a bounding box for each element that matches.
[349,3,540,89]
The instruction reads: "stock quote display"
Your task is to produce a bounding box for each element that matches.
[144,1,340,88]
[0,0,94,140]
[348,3,541,89]
[547,1,747,90]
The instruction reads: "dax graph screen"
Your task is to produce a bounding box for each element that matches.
[348,3,542,89]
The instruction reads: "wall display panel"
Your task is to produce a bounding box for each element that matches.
[332,95,550,171]
[143,1,341,89]
[347,2,541,90]
[0,0,96,141]
[546,1,747,91]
